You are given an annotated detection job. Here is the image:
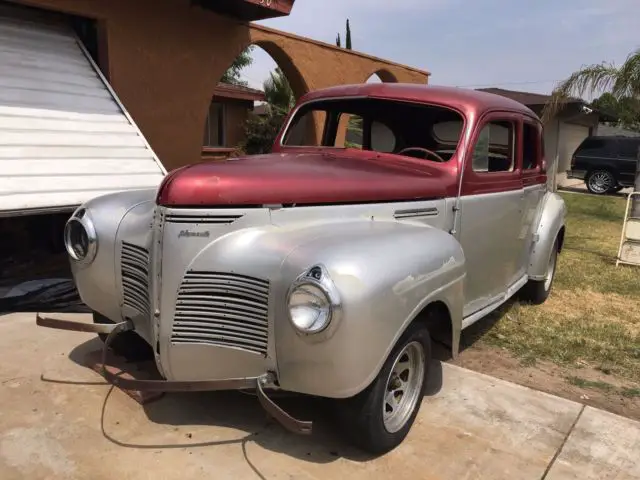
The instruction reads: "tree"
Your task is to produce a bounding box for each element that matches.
[542,48,640,213]
[591,93,640,131]
[220,46,254,86]
[336,19,352,50]
[240,68,295,155]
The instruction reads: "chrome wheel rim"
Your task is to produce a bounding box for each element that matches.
[588,171,614,194]
[383,341,425,433]
[544,247,557,291]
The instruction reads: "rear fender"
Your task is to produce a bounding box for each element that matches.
[528,192,566,280]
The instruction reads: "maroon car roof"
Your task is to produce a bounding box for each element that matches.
[299,83,539,118]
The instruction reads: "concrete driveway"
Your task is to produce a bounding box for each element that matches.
[1,312,639,480]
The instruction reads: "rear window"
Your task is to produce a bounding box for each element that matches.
[576,138,617,155]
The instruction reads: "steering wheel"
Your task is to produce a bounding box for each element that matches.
[397,147,446,163]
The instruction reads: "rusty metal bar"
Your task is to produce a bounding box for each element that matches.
[36,314,131,334]
[256,377,313,435]
[36,312,313,435]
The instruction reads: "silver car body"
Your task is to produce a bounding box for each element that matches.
[66,87,566,401]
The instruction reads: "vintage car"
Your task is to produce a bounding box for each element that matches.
[38,84,566,454]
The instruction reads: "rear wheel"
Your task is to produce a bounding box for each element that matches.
[93,312,152,361]
[586,170,616,195]
[520,239,558,305]
[336,323,431,454]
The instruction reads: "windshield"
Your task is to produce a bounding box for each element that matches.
[281,98,464,162]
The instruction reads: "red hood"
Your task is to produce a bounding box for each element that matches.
[157,151,453,207]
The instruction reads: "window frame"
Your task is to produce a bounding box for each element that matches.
[522,119,542,172]
[203,101,226,148]
[460,111,523,196]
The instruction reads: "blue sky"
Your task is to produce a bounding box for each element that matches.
[239,0,639,97]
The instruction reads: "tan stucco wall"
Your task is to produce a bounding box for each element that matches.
[12,0,429,171]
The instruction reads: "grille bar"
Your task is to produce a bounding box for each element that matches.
[172,271,270,356]
[121,241,150,318]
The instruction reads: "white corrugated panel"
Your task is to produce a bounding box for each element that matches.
[0,11,166,215]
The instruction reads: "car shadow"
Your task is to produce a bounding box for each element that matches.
[55,337,445,466]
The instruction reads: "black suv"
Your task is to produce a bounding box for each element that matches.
[568,136,639,194]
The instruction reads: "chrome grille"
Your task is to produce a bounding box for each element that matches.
[120,241,151,318]
[171,271,270,355]
[165,213,243,224]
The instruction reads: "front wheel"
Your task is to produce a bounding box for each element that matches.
[586,170,616,195]
[520,238,558,305]
[336,323,431,454]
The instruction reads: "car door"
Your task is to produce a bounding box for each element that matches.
[617,139,639,186]
[521,119,547,270]
[457,112,525,318]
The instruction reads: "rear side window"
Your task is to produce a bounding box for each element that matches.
[618,140,640,159]
[576,138,616,156]
[522,123,539,170]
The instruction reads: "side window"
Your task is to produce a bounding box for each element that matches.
[618,140,640,159]
[471,121,515,173]
[522,123,539,170]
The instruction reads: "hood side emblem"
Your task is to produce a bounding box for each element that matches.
[178,230,210,239]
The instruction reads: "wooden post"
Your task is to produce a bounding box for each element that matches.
[633,146,640,218]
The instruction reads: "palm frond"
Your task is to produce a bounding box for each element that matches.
[611,48,640,98]
[542,63,620,122]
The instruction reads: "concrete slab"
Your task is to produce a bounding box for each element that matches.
[546,406,640,480]
[0,312,598,479]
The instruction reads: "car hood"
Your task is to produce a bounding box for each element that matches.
[157,151,448,207]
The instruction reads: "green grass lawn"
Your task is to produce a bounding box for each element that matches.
[481,192,640,384]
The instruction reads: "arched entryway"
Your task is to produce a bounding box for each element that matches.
[202,41,309,159]
[366,69,399,83]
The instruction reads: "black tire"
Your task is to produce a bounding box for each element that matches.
[520,239,558,305]
[336,322,431,455]
[586,169,616,195]
[93,312,153,361]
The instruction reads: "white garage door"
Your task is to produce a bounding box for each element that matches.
[0,8,166,216]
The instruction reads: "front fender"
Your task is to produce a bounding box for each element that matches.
[528,192,566,280]
[71,188,157,330]
[277,220,465,399]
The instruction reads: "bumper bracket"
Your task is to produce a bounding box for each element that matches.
[36,314,313,435]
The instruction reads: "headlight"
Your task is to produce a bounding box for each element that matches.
[64,209,97,265]
[287,265,341,335]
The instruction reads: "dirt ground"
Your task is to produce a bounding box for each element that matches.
[450,344,640,422]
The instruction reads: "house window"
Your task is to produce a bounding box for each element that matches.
[203,102,225,147]
[471,121,515,172]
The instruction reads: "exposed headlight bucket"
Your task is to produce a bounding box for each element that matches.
[287,265,341,335]
[64,211,97,265]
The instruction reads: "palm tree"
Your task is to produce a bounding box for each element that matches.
[263,67,295,114]
[542,48,640,215]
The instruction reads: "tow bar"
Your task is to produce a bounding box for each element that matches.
[36,314,312,435]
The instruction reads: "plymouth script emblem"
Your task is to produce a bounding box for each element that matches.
[178,230,210,239]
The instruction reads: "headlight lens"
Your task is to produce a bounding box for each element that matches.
[66,219,89,260]
[288,283,332,334]
[64,211,97,264]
